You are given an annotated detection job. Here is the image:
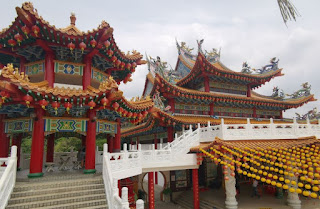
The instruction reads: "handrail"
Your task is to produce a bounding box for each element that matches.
[0,146,17,209]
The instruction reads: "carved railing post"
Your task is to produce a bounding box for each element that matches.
[136,199,144,209]
[287,175,301,209]
[224,155,238,209]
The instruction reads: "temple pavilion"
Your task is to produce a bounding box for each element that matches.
[121,40,320,209]
[0,2,153,178]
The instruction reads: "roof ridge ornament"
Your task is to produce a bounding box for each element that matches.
[252,57,279,74]
[70,12,76,26]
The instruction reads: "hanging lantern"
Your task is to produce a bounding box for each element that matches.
[138,113,143,119]
[67,42,75,52]
[0,91,9,102]
[112,102,119,110]
[14,33,23,45]
[123,110,128,117]
[133,112,138,118]
[39,99,48,110]
[64,102,72,113]
[116,60,121,67]
[23,94,33,107]
[21,26,30,38]
[107,49,113,57]
[127,112,133,118]
[88,100,96,109]
[8,39,17,49]
[90,39,97,48]
[118,107,123,115]
[31,25,40,37]
[51,101,60,115]
[120,62,125,69]
[100,97,109,109]
[104,40,110,48]
[111,56,117,63]
[126,63,131,70]
[79,42,86,53]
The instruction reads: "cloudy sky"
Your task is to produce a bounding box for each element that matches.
[1,0,320,118]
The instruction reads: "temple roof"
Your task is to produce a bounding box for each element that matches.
[189,136,318,152]
[150,73,316,110]
[0,2,146,82]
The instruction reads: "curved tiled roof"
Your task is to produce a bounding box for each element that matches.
[176,53,283,88]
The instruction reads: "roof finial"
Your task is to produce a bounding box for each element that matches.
[70,12,76,26]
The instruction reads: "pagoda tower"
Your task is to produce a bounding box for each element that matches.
[0,2,153,178]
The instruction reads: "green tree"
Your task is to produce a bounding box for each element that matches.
[54,137,81,152]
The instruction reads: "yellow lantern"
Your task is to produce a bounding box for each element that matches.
[261,178,266,182]
[285,179,290,184]
[279,177,284,181]
[302,190,310,197]
[296,188,302,194]
[289,188,295,193]
[305,184,311,190]
[312,186,319,192]
[310,192,318,199]
[298,183,304,187]
[266,179,271,184]
[291,181,296,185]
[283,184,289,190]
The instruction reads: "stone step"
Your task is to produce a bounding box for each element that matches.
[11,183,104,198]
[16,173,102,182]
[6,193,106,209]
[33,199,108,209]
[175,191,225,209]
[13,177,102,192]
[9,188,105,205]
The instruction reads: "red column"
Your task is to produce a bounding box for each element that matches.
[12,134,22,169]
[167,126,174,142]
[114,118,121,152]
[168,98,175,112]
[210,103,214,115]
[136,137,139,150]
[154,134,158,185]
[44,52,55,88]
[192,169,200,209]
[83,56,92,90]
[81,135,86,147]
[253,107,257,118]
[148,172,155,209]
[84,109,97,174]
[121,178,135,207]
[247,84,251,97]
[0,115,8,158]
[204,76,210,92]
[46,134,55,163]
[28,108,45,178]
[279,110,283,119]
[107,134,114,153]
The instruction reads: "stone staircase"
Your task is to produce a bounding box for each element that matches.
[174,190,224,209]
[6,173,108,209]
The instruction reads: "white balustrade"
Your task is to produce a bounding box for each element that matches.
[0,146,17,209]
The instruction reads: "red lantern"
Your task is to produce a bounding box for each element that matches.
[138,113,143,119]
[21,26,30,38]
[67,42,75,51]
[23,94,33,107]
[52,101,60,115]
[88,100,96,109]
[133,112,137,118]
[100,97,109,109]
[90,39,97,48]
[104,40,110,48]
[39,99,48,110]
[126,63,131,70]
[64,102,72,113]
[132,62,137,68]
[14,33,23,45]
[8,39,17,48]
[0,91,9,102]
[118,107,123,114]
[111,56,117,63]
[127,112,133,118]
[31,25,40,37]
[231,172,236,177]
[224,176,229,181]
[123,110,128,117]
[107,50,113,57]
[112,102,119,110]
[120,62,125,69]
[79,42,86,53]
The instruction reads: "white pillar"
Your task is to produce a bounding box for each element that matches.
[136,199,144,209]
[224,157,238,209]
[287,176,301,209]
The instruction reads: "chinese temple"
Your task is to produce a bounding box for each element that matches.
[0,2,153,178]
[120,40,320,209]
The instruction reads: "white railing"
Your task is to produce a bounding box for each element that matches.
[0,146,17,209]
[102,144,144,209]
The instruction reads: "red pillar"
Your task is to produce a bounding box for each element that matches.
[168,98,175,112]
[247,84,251,97]
[12,134,22,169]
[210,103,214,115]
[81,135,86,147]
[148,172,155,209]
[204,76,210,92]
[114,118,121,152]
[192,169,200,209]
[84,109,96,174]
[28,108,45,178]
[154,134,158,185]
[121,178,135,207]
[136,137,139,150]
[167,126,174,142]
[253,107,257,118]
[46,134,55,163]
[107,134,114,153]
[279,110,283,119]
[83,56,92,90]
[44,52,55,88]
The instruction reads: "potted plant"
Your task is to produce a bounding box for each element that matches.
[162,186,172,202]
